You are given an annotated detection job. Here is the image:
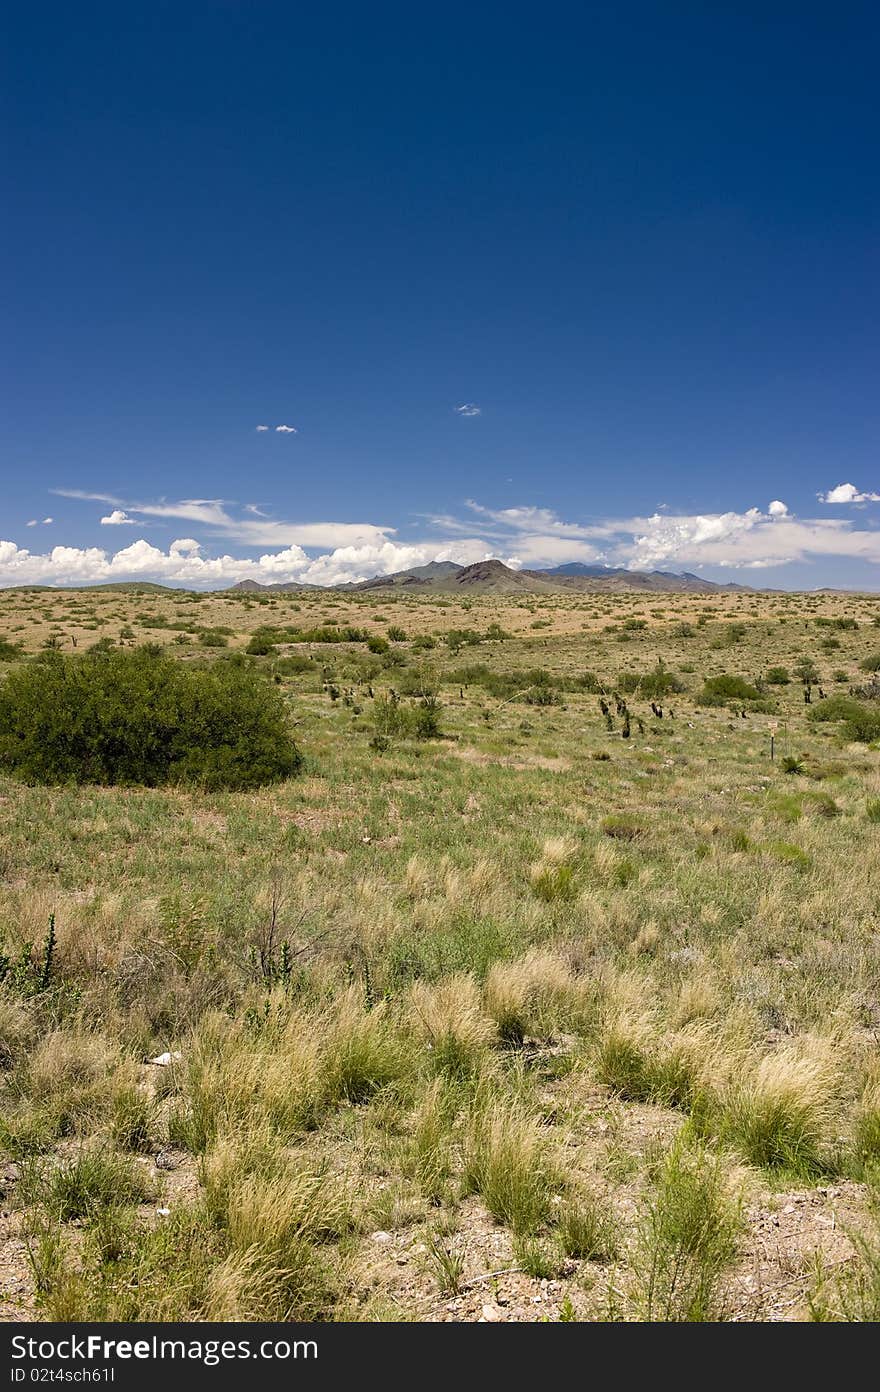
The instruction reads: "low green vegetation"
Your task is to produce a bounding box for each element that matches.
[1,583,879,1322]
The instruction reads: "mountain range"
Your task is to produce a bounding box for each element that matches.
[231,559,751,595]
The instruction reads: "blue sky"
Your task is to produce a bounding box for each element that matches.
[2,2,879,588]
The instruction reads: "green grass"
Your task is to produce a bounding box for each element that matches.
[2,584,880,1320]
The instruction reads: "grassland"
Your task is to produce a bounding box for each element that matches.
[2,580,880,1322]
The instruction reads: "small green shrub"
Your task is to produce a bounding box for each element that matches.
[630,1141,740,1321]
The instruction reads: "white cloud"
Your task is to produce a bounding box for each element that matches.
[463,501,600,540]
[255,425,269,432]
[17,491,880,590]
[0,535,500,590]
[52,489,123,504]
[55,490,397,550]
[275,424,297,433]
[26,517,53,527]
[100,509,136,526]
[818,482,880,504]
[454,403,481,417]
[614,509,880,570]
[25,520,37,528]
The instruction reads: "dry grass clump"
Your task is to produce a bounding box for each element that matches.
[28,1029,118,1098]
[405,1076,458,1202]
[408,974,494,1076]
[557,1191,619,1262]
[673,974,722,1026]
[200,1132,351,1319]
[177,989,413,1149]
[463,1089,560,1233]
[713,1040,841,1175]
[528,835,581,902]
[483,949,596,1045]
[850,1075,880,1177]
[0,994,34,1067]
[174,1008,323,1149]
[596,1009,717,1112]
[320,987,412,1104]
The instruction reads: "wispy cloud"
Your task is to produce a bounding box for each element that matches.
[15,489,880,590]
[817,482,880,504]
[255,425,269,432]
[454,403,481,417]
[52,488,123,505]
[25,517,53,527]
[57,491,396,551]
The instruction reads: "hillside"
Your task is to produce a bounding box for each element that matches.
[349,558,748,595]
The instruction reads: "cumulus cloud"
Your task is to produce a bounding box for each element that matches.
[275,424,297,433]
[255,425,269,432]
[818,482,880,504]
[454,403,481,417]
[0,535,501,590]
[15,491,880,590]
[100,510,136,526]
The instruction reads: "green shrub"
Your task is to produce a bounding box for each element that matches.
[0,647,302,789]
[859,653,880,673]
[617,667,684,699]
[765,666,790,685]
[809,696,880,744]
[630,1141,740,1321]
[697,675,760,706]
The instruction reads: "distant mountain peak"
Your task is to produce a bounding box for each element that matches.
[227,557,751,595]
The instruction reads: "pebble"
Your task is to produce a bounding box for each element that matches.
[371,1231,392,1243]
[481,1303,501,1322]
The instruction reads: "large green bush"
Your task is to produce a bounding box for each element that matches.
[697,674,761,706]
[617,667,685,699]
[809,695,880,744]
[0,647,302,789]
